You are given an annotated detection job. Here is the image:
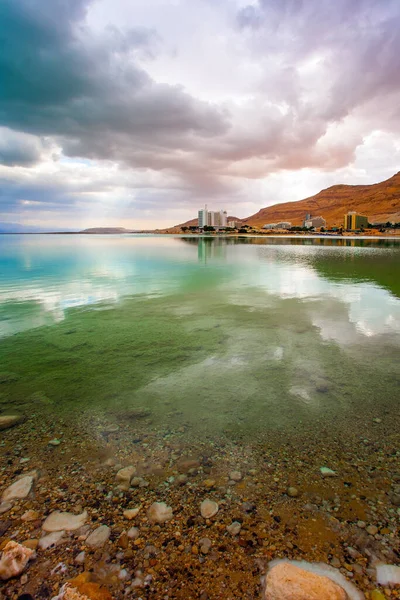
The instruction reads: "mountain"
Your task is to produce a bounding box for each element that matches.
[0,222,74,233]
[79,227,136,234]
[242,172,400,228]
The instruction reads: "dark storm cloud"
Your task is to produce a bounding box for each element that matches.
[0,0,228,163]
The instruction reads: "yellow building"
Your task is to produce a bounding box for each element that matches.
[344,211,368,230]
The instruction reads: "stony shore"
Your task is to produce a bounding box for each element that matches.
[0,407,399,599]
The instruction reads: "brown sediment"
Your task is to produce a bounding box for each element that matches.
[0,407,399,600]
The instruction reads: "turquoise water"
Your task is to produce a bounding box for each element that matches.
[0,234,399,439]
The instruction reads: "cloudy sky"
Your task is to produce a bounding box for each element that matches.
[1,0,400,230]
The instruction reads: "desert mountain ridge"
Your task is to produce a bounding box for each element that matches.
[170,172,400,230]
[242,171,400,228]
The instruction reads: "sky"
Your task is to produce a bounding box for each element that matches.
[0,0,400,230]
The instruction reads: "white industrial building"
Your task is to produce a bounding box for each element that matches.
[198,206,228,228]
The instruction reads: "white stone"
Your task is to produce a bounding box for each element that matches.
[123,507,141,520]
[0,501,13,514]
[116,466,136,483]
[229,471,242,482]
[376,563,400,586]
[147,502,173,523]
[227,521,241,536]
[86,525,111,548]
[127,527,140,539]
[39,531,65,550]
[0,541,35,581]
[75,551,86,565]
[42,510,87,532]
[265,562,346,600]
[0,415,24,431]
[320,467,336,477]
[200,499,218,519]
[2,475,33,501]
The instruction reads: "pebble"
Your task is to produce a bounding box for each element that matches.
[2,476,33,501]
[229,471,242,482]
[227,521,241,536]
[203,479,216,489]
[86,525,111,548]
[21,510,40,522]
[131,477,148,488]
[147,502,173,524]
[200,499,218,519]
[0,501,13,515]
[264,562,348,600]
[373,418,382,424]
[366,525,378,535]
[127,527,140,539]
[123,507,141,520]
[199,538,212,554]
[357,520,366,529]
[320,467,337,477]
[115,466,136,483]
[287,487,299,498]
[0,541,35,581]
[48,439,61,446]
[0,415,24,431]
[75,551,86,565]
[39,531,65,550]
[42,510,87,532]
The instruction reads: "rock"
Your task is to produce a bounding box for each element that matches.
[39,531,65,550]
[2,475,33,501]
[227,521,241,536]
[131,477,148,488]
[48,439,61,446]
[127,526,139,539]
[199,538,212,554]
[320,467,336,477]
[366,525,378,536]
[229,471,242,482]
[75,551,86,565]
[52,580,113,600]
[123,407,151,420]
[376,564,400,586]
[22,539,39,550]
[200,499,218,519]
[389,492,400,506]
[86,525,111,548]
[241,501,256,513]
[287,487,299,498]
[371,591,387,600]
[123,507,141,520]
[115,466,136,483]
[373,418,382,424]
[264,562,347,600]
[176,474,188,486]
[203,479,216,489]
[0,541,35,581]
[21,510,40,522]
[176,457,200,473]
[147,502,173,524]
[357,520,366,529]
[42,511,87,532]
[0,501,13,515]
[0,415,24,431]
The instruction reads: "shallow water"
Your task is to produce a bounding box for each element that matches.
[1,234,399,598]
[1,235,399,434]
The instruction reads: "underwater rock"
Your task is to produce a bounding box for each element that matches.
[226,521,241,536]
[0,541,35,581]
[287,487,300,498]
[42,510,87,532]
[0,415,24,431]
[115,466,136,483]
[147,502,173,523]
[376,563,400,586]
[2,475,33,501]
[200,499,218,519]
[265,560,364,600]
[86,525,110,548]
[265,562,346,600]
[39,531,65,550]
[320,467,337,477]
[123,507,141,520]
[229,471,242,482]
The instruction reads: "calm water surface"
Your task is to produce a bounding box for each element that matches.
[0,234,399,438]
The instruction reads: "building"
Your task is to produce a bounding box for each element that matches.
[344,211,368,230]
[198,207,228,229]
[227,220,238,228]
[262,222,291,230]
[304,215,326,229]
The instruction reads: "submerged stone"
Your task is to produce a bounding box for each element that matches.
[42,511,87,532]
[39,531,65,550]
[147,502,173,523]
[0,541,35,581]
[200,499,218,519]
[2,476,33,501]
[0,415,24,431]
[265,562,346,600]
[86,525,110,548]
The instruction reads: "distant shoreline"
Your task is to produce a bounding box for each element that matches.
[1,231,400,239]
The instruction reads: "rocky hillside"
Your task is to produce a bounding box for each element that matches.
[242,172,400,228]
